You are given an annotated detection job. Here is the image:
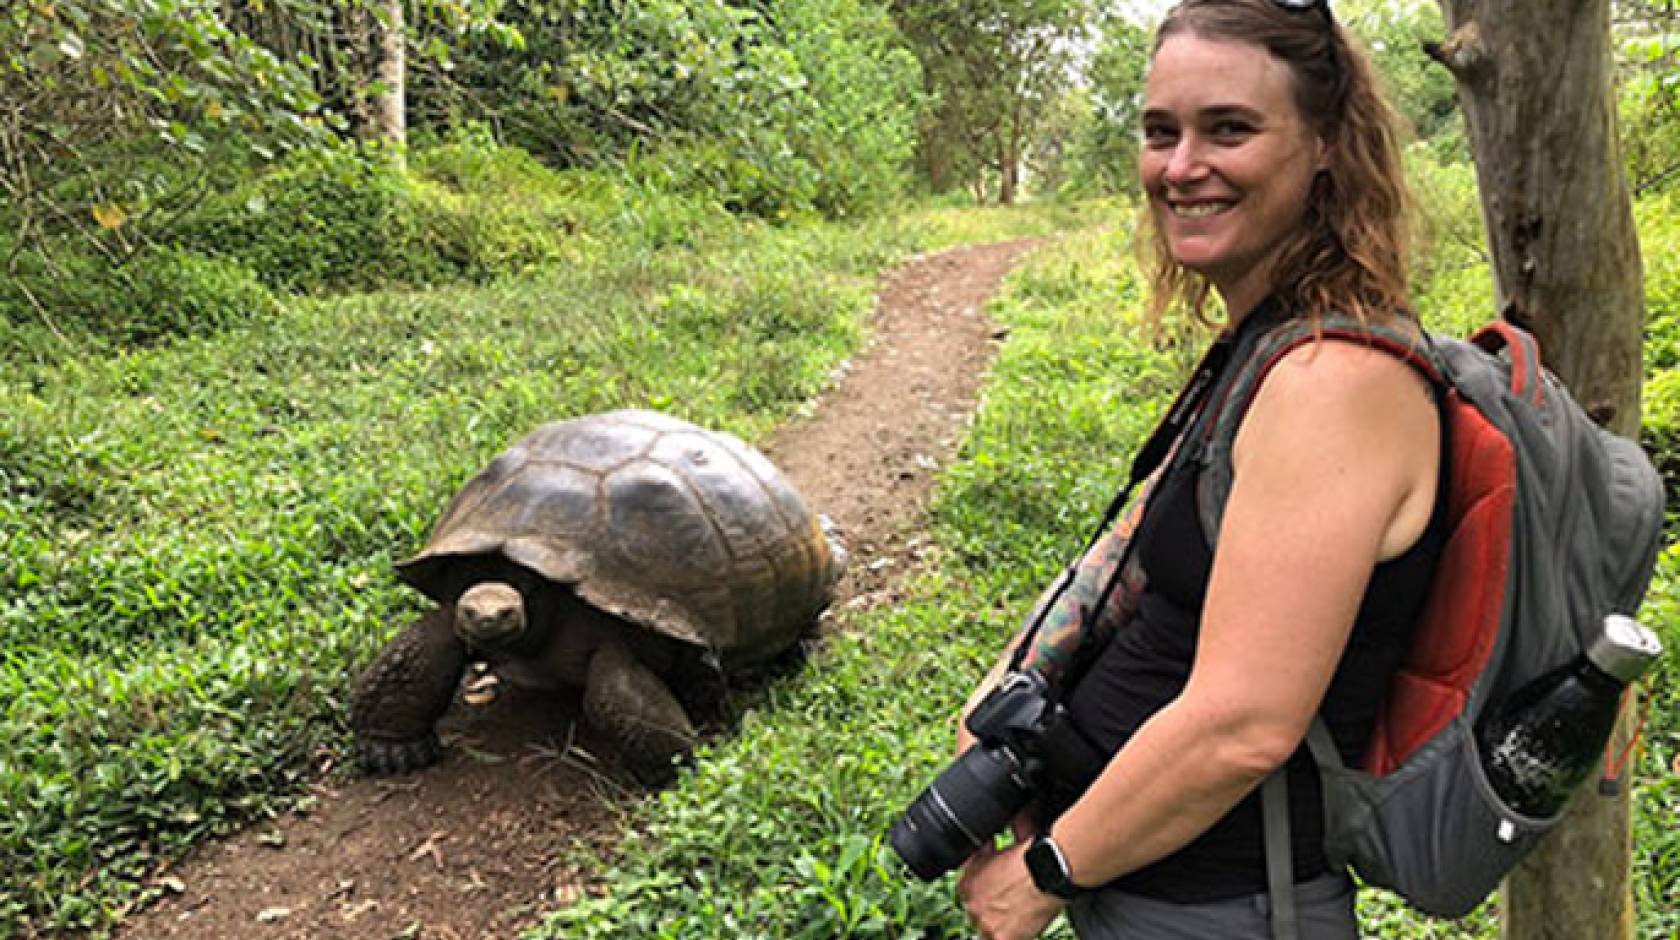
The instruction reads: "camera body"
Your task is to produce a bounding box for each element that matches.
[889,670,1067,880]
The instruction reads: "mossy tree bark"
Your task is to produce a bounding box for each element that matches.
[1429,2,1645,939]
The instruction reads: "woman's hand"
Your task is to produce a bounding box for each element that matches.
[957,840,1064,940]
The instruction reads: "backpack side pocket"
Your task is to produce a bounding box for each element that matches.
[1322,719,1563,918]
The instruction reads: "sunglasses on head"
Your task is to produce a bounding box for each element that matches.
[1273,0,1333,22]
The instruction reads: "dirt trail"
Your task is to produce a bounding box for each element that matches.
[113,238,1042,940]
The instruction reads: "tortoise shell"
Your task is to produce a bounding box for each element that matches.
[396,410,842,663]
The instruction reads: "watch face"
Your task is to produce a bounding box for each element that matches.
[1027,837,1076,898]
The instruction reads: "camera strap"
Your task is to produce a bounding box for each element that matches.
[1006,319,1249,678]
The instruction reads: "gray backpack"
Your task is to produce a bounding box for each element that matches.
[1193,315,1667,938]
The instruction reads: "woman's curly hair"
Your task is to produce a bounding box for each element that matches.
[1141,0,1416,328]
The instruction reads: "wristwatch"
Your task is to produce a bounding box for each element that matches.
[1024,833,1082,900]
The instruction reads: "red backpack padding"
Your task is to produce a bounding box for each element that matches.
[1369,349,1516,775]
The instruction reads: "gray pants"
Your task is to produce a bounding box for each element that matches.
[1066,872,1358,940]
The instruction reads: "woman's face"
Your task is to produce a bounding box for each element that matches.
[1139,32,1326,317]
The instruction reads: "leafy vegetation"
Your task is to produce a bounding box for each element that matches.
[0,159,1073,932]
[2,0,929,360]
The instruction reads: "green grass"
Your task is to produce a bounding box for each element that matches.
[0,188,1077,935]
[534,208,1679,940]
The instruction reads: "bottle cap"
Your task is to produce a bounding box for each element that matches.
[1585,614,1664,684]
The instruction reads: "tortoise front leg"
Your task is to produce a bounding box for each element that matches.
[351,606,468,774]
[583,638,697,786]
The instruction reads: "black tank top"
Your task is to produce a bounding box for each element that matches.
[1049,343,1449,903]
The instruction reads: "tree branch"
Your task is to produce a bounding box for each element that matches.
[1423,20,1492,81]
[1633,157,1680,196]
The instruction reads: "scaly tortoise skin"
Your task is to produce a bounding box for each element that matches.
[350,410,844,782]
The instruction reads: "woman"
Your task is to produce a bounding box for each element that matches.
[954,2,1442,938]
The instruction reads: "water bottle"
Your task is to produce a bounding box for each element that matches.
[1477,614,1664,819]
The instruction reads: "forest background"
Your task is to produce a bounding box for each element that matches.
[2,0,1678,936]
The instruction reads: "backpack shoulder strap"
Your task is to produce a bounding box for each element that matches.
[1262,719,1346,940]
[1194,313,1443,546]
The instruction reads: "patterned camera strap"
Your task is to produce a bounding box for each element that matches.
[1009,322,1247,681]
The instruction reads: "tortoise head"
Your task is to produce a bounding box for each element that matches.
[455,582,527,648]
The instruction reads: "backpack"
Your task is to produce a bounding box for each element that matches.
[1190,315,1668,938]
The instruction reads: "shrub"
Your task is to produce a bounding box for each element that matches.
[411,125,564,194]
[410,178,576,282]
[1406,144,1491,330]
[122,249,281,342]
[1637,192,1680,374]
[175,145,441,293]
[0,241,277,352]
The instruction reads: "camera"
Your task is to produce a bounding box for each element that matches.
[888,670,1066,880]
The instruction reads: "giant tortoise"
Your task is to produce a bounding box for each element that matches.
[351,409,844,781]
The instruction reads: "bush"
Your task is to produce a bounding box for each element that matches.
[1637,192,1680,374]
[124,249,281,341]
[428,0,918,221]
[1406,145,1491,332]
[769,0,922,217]
[410,134,583,280]
[0,240,277,353]
[175,145,442,293]
[411,181,575,281]
[646,135,821,220]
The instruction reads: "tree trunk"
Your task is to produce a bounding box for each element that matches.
[925,135,954,193]
[999,126,1018,205]
[1429,2,1645,938]
[374,0,405,148]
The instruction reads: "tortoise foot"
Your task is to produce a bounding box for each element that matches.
[584,641,697,788]
[356,732,443,775]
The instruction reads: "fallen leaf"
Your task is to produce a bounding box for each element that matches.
[258,829,286,848]
[160,875,187,894]
[552,881,584,905]
[409,830,447,869]
[92,202,126,229]
[340,898,380,922]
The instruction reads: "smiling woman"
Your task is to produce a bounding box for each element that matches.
[1139,36,1328,316]
[950,3,1434,940]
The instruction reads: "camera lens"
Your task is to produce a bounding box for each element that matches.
[889,744,1033,881]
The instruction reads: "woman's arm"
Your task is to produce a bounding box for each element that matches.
[1047,338,1440,885]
